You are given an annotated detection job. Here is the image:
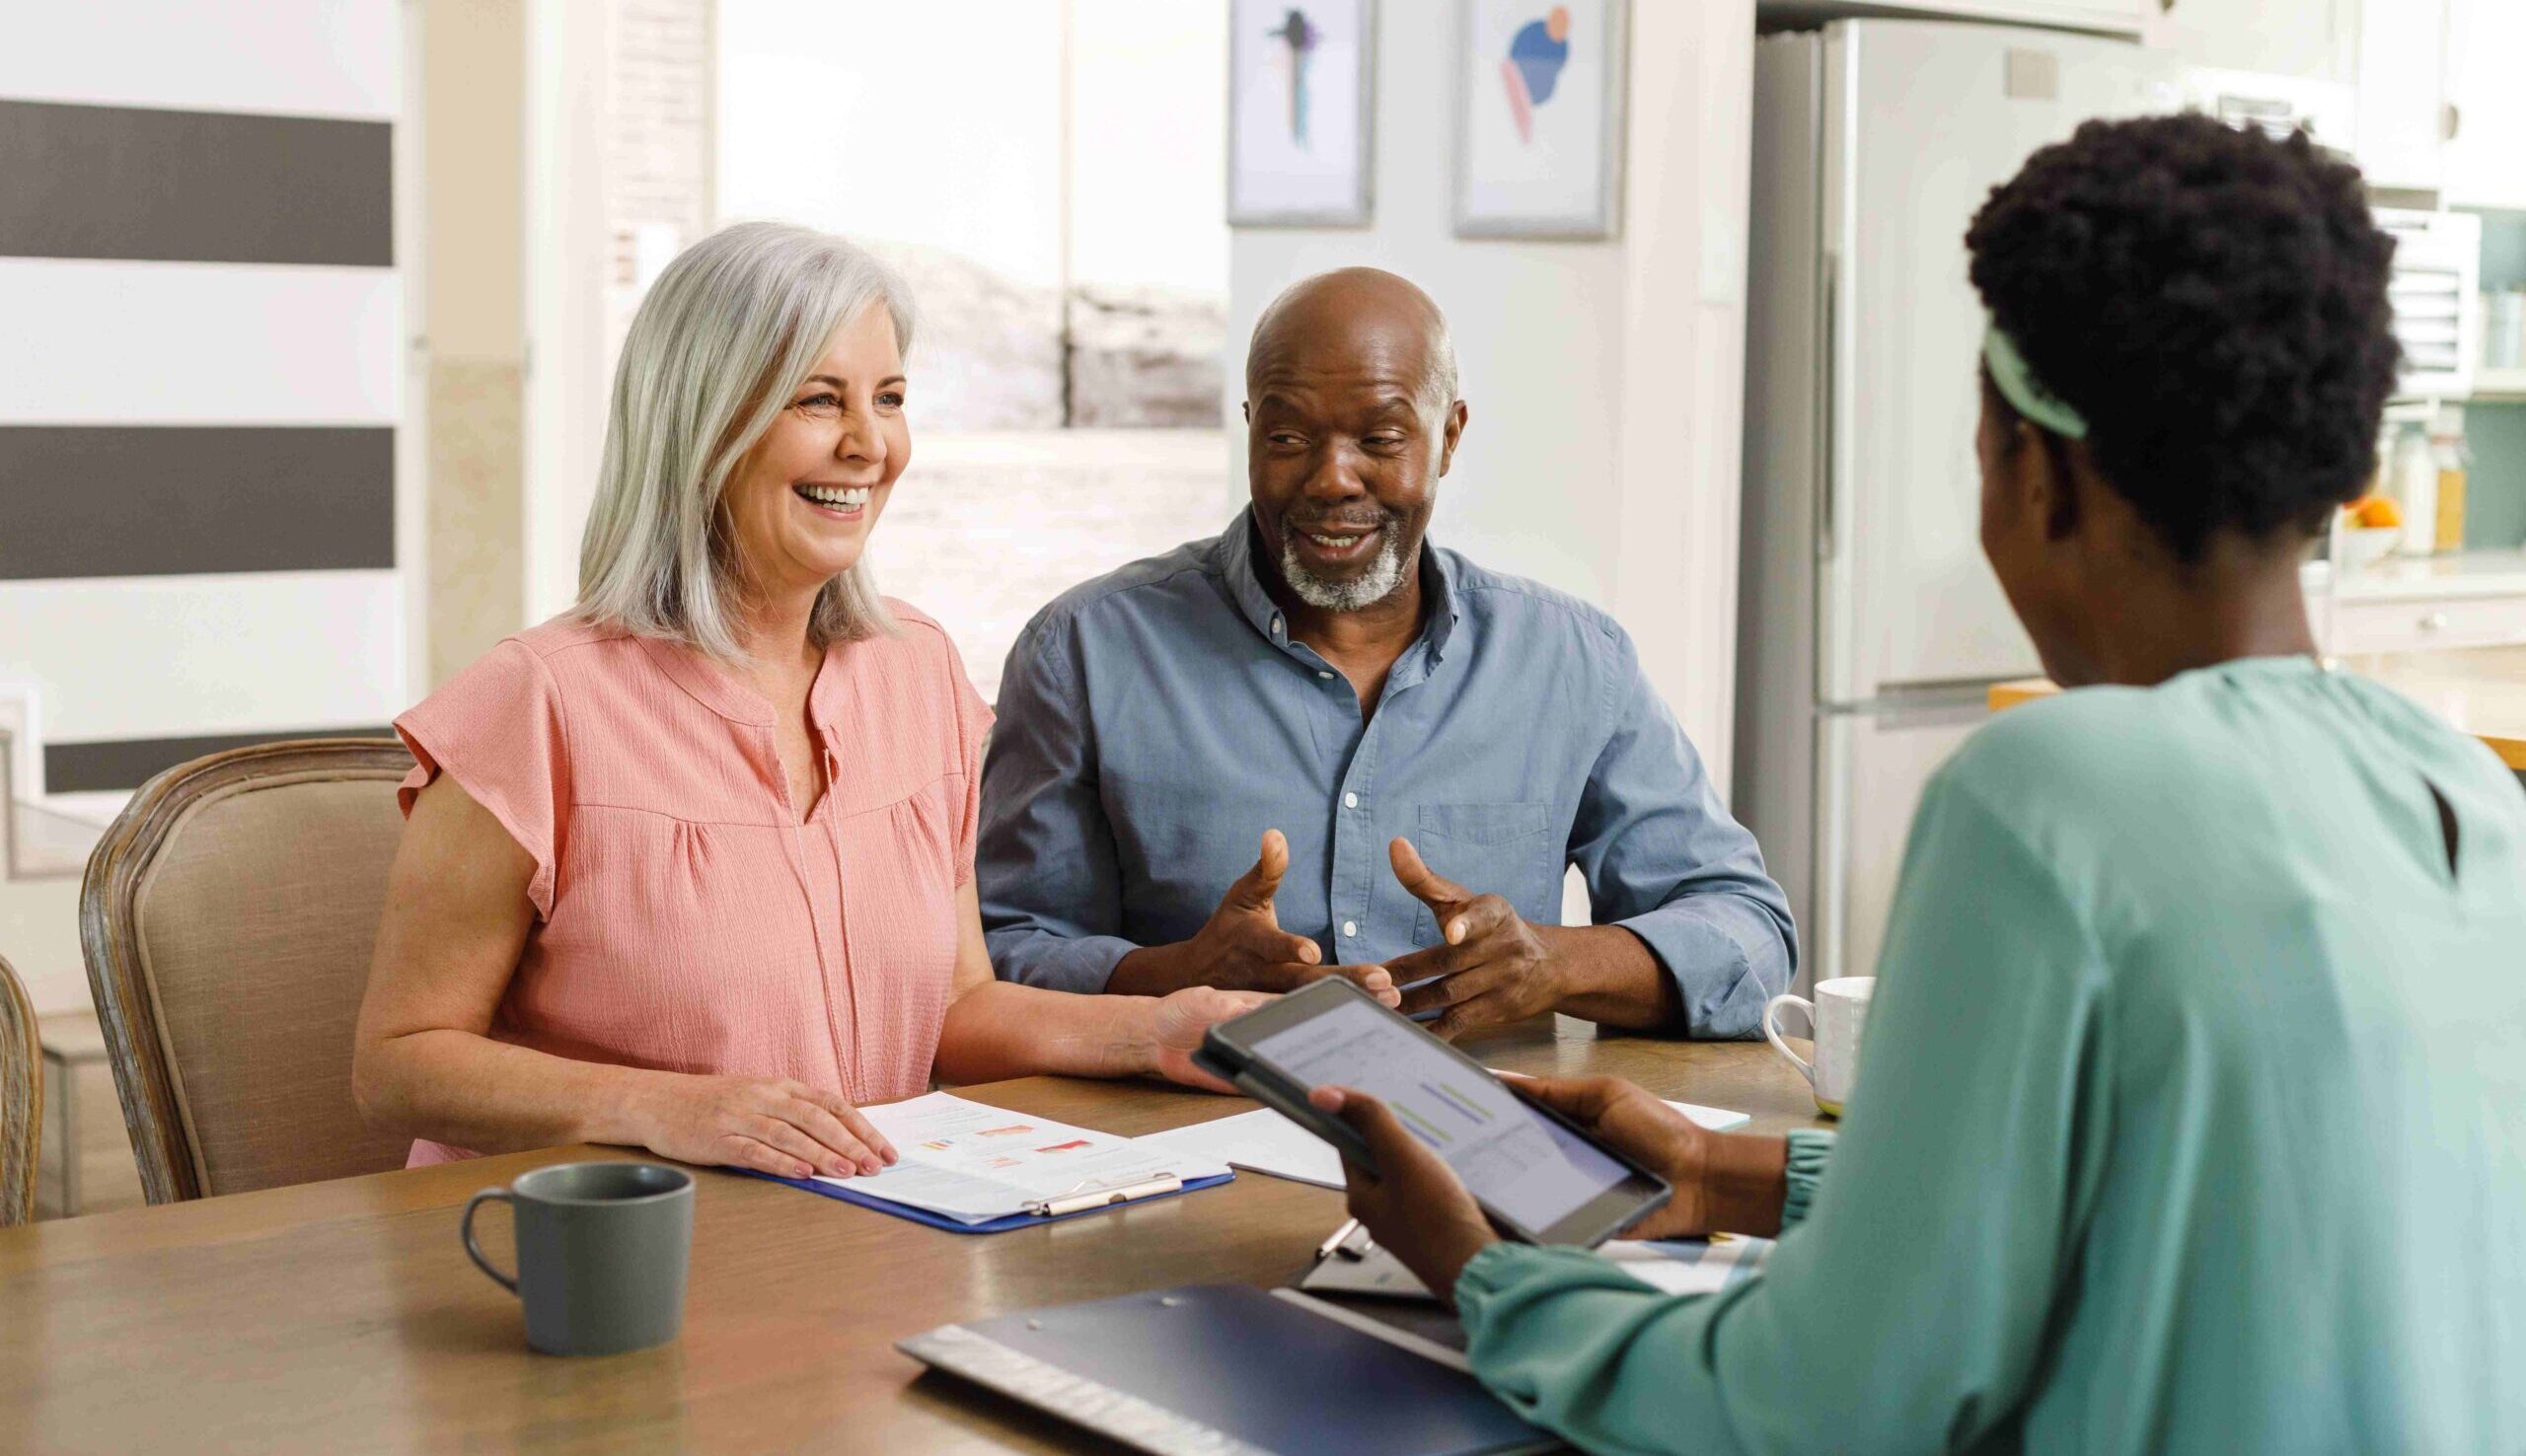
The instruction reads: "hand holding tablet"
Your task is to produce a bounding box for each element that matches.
[1194,979,1672,1249]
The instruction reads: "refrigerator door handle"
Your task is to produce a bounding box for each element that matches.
[1812,708,1851,987]
[1813,251,1839,563]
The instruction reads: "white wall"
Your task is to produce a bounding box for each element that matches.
[717,0,1066,286]
[1070,1,1229,292]
[1228,0,1755,777]
[715,0,1226,293]
[0,0,409,1012]
[524,0,615,623]
[522,0,720,627]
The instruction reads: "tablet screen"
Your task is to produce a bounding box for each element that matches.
[1251,997,1633,1233]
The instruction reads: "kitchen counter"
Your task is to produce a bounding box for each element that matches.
[2332,549,2526,603]
[1989,646,2526,770]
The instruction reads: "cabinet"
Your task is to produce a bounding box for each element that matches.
[2355,0,2453,191]
[2330,593,2526,655]
[2351,0,2526,208]
[2444,0,2526,208]
[2142,0,2355,81]
[2142,0,2480,198]
[2320,553,2526,657]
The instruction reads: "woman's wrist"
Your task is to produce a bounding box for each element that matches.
[1118,994,1167,1079]
[1698,1133,1791,1236]
[1428,1220,1502,1306]
[587,1065,670,1150]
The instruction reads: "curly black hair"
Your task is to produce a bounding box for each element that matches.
[1965,113,2401,562]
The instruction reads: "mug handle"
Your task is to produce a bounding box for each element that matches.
[1763,994,1818,1088]
[462,1188,520,1295]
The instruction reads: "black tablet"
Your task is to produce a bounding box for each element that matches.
[1195,979,1671,1248]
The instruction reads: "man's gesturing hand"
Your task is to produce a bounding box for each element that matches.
[1108,831,1398,1003]
[1384,837,1565,1039]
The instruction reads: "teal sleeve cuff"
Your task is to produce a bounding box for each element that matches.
[1454,1240,1528,1309]
[1779,1128,1837,1231]
[1453,1242,1633,1345]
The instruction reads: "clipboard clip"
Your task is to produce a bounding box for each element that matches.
[1024,1173,1184,1218]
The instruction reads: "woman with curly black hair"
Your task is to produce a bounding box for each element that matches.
[1306,114,2526,1453]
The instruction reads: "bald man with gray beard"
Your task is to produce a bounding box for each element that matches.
[978,269,1795,1040]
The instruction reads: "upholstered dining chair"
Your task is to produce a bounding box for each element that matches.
[1,953,38,1226]
[80,740,417,1203]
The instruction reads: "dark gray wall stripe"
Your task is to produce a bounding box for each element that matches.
[0,426,393,579]
[48,727,401,795]
[0,99,391,266]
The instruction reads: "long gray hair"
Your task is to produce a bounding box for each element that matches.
[573,221,914,658]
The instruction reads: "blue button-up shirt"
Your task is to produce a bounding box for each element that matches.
[977,510,1798,1036]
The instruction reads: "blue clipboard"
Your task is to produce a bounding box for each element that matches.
[744,1167,1235,1234]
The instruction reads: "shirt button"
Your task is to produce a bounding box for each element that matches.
[1317,670,1334,680]
[1341,920,1358,938]
[1343,792,1359,809]
[1271,615,1284,635]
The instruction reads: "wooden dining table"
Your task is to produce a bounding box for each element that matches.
[0,1021,1822,1454]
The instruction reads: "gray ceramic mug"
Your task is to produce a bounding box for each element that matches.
[463,1161,694,1355]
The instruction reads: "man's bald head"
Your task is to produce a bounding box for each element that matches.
[1239,267,1469,619]
[1245,267,1460,415]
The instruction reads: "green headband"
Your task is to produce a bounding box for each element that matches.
[1982,324,2089,441]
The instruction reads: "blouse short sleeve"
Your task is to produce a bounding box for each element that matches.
[395,638,571,918]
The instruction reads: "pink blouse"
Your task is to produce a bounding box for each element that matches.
[394,607,993,1166]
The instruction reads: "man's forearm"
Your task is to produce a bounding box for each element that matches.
[988,925,1144,994]
[1606,896,1796,1039]
[1106,942,1190,996]
[1538,924,1682,1030]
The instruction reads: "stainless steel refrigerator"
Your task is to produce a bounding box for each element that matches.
[1735,20,2182,989]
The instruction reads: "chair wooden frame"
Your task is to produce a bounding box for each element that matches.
[79,739,411,1204]
[1,952,38,1226]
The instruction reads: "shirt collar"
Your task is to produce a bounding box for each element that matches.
[639,633,845,729]
[1216,505,1463,661]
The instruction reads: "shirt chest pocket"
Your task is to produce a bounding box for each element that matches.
[1410,802,1564,942]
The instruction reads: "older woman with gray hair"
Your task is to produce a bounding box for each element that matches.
[352,223,1319,1178]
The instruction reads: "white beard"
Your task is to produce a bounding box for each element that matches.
[1281,520,1410,612]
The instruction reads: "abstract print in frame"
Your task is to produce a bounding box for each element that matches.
[1455,0,1628,239]
[1228,0,1376,227]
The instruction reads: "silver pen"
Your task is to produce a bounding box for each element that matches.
[1314,1216,1374,1261]
[1025,1174,1181,1218]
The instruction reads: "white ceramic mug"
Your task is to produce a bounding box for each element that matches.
[1763,977,1874,1117]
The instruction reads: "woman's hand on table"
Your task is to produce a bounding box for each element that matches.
[1146,985,1275,1092]
[628,1071,899,1180]
[1310,1085,1499,1306]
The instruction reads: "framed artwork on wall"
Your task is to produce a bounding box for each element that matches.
[1227,0,1377,227]
[1454,0,1628,239]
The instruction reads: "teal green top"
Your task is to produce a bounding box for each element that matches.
[1456,657,2526,1454]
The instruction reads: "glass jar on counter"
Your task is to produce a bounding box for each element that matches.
[2391,422,2437,557]
[2431,415,2471,554]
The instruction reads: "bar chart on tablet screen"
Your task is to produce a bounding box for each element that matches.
[1252,1000,1634,1230]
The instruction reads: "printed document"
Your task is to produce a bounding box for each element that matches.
[818,1092,1227,1224]
[1140,1108,1349,1189]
